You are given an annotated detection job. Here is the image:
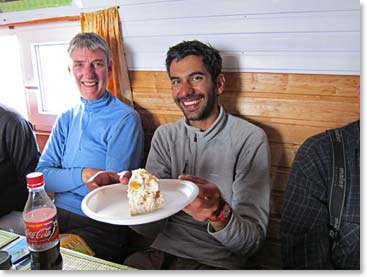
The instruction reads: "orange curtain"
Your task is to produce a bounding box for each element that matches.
[81,6,133,107]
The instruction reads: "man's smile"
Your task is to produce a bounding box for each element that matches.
[180,96,203,110]
[81,81,98,87]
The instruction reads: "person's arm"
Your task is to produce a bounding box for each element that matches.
[179,175,227,224]
[85,170,121,191]
[36,114,85,193]
[9,118,40,178]
[207,130,271,257]
[39,110,144,196]
[280,141,333,269]
[0,118,40,215]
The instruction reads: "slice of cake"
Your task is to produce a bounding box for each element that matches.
[127,168,164,216]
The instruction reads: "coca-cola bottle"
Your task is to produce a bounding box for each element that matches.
[23,172,63,270]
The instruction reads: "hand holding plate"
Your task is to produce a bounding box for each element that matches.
[179,175,222,222]
[86,170,120,191]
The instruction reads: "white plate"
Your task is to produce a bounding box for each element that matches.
[81,179,198,225]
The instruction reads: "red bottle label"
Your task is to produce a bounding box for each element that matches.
[24,208,59,245]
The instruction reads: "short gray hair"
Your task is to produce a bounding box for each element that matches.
[68,32,111,65]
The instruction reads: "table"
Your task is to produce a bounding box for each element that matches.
[0,229,135,270]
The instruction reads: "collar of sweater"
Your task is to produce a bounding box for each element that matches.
[80,92,112,112]
[184,105,227,142]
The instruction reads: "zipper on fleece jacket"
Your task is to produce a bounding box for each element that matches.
[192,133,198,176]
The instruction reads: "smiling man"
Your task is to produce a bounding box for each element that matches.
[87,40,271,269]
[68,42,111,101]
[169,53,224,131]
[36,32,144,263]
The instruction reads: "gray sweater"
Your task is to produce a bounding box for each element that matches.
[133,106,271,269]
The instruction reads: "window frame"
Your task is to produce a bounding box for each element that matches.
[3,21,81,132]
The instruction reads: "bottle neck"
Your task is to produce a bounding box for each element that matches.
[26,185,52,204]
[28,185,46,192]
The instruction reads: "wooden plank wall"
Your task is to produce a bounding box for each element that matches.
[35,131,50,153]
[129,70,360,269]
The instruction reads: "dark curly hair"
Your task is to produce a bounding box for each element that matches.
[165,40,222,84]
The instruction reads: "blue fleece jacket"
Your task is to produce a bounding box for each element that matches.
[36,92,144,216]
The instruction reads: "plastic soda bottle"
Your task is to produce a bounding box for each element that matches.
[23,172,62,270]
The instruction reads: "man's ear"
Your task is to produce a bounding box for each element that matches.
[108,61,113,75]
[216,73,225,96]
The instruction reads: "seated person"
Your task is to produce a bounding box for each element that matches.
[86,40,271,269]
[281,119,360,269]
[0,104,40,234]
[36,32,144,263]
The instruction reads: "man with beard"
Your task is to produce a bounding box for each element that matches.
[87,40,271,269]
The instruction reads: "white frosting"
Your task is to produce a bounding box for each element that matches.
[127,169,164,215]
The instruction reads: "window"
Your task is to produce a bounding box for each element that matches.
[33,42,79,114]
[0,21,81,131]
[0,35,28,118]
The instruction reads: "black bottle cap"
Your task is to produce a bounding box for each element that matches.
[0,250,12,270]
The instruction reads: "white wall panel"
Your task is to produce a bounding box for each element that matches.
[222,52,360,74]
[122,11,359,37]
[0,0,360,75]
[124,32,360,53]
[117,0,359,21]
[126,52,359,75]
[118,1,360,74]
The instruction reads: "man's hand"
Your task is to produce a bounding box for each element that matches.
[85,170,132,191]
[85,170,120,191]
[179,175,222,221]
[82,168,102,183]
[118,170,131,185]
[180,175,232,231]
